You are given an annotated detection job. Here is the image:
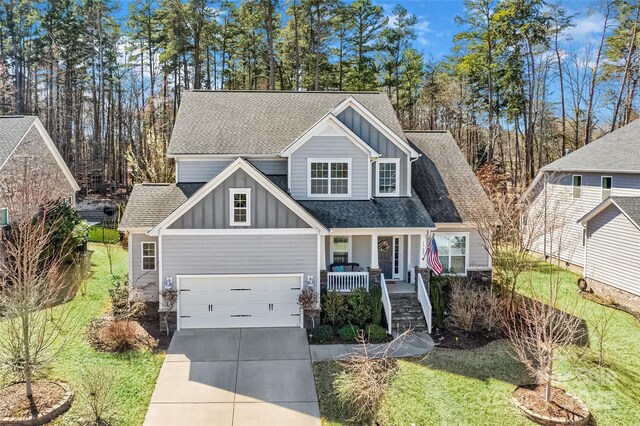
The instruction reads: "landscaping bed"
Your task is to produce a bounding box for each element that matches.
[512,384,589,425]
[430,327,499,350]
[0,382,72,423]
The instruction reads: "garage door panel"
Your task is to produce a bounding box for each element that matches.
[178,275,303,329]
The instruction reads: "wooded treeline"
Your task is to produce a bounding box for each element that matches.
[0,0,638,190]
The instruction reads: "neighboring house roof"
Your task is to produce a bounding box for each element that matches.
[168,91,407,156]
[119,183,201,230]
[0,115,81,192]
[542,119,640,173]
[578,196,640,231]
[298,193,435,229]
[407,130,494,224]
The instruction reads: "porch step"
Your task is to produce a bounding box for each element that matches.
[389,293,429,334]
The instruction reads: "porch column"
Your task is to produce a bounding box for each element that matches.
[407,235,413,283]
[370,234,379,268]
[419,233,428,268]
[319,235,327,293]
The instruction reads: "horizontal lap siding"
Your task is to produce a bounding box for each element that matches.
[435,226,491,270]
[162,234,318,285]
[176,159,287,183]
[585,205,640,296]
[290,136,369,200]
[130,234,159,302]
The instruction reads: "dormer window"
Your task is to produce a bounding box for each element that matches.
[376,159,400,196]
[308,159,351,197]
[230,188,251,226]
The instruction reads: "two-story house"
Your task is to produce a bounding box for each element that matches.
[523,118,640,301]
[119,91,492,332]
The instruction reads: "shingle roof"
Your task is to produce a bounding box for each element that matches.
[611,196,640,228]
[298,193,434,229]
[0,116,37,166]
[119,183,202,230]
[168,91,406,155]
[407,131,494,224]
[543,119,640,173]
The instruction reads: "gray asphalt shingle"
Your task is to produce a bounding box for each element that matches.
[0,116,37,167]
[542,119,640,172]
[168,91,406,155]
[612,196,640,227]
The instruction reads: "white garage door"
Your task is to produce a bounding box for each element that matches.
[177,274,303,329]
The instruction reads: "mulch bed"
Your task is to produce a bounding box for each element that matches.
[86,316,159,352]
[431,327,499,350]
[513,384,589,425]
[0,382,65,419]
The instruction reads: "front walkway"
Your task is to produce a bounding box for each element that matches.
[144,328,321,426]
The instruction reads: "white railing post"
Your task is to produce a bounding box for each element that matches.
[417,273,432,333]
[327,272,370,293]
[380,273,392,335]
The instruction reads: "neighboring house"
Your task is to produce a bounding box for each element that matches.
[0,115,80,226]
[523,119,640,299]
[119,91,492,332]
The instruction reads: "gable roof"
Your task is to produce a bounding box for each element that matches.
[407,130,494,224]
[0,116,80,191]
[542,119,640,173]
[578,196,640,231]
[168,91,407,156]
[147,158,328,235]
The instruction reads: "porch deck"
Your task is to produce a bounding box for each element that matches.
[385,281,415,294]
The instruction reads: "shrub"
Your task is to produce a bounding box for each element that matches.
[98,319,138,352]
[447,279,504,334]
[298,287,319,328]
[346,288,371,327]
[369,285,383,326]
[40,200,87,262]
[310,324,334,343]
[338,324,361,342]
[365,324,387,343]
[108,278,130,317]
[79,366,116,424]
[430,280,446,328]
[322,291,349,326]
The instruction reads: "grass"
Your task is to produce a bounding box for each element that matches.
[88,225,120,243]
[315,261,640,425]
[43,243,164,425]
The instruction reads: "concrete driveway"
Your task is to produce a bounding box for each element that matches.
[144,328,321,426]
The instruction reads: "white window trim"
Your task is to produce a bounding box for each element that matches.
[375,158,401,197]
[601,176,612,200]
[141,242,157,272]
[433,232,470,276]
[307,158,352,197]
[0,207,8,227]
[329,235,352,264]
[229,188,251,227]
[572,175,582,199]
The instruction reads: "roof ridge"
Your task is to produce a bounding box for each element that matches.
[187,89,383,95]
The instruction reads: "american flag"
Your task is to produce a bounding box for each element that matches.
[426,235,444,275]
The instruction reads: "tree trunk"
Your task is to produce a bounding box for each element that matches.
[585,3,610,145]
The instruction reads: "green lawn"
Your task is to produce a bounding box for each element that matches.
[46,243,164,425]
[88,225,121,243]
[315,262,640,425]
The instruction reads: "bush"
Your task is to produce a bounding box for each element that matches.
[430,280,446,328]
[447,279,504,334]
[322,291,349,326]
[109,278,130,317]
[311,324,334,343]
[365,324,387,343]
[369,285,383,326]
[98,319,138,352]
[41,200,87,262]
[79,366,116,424]
[346,288,371,327]
[338,324,361,342]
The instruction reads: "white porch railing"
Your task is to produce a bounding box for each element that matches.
[417,273,432,333]
[327,272,369,293]
[381,273,393,335]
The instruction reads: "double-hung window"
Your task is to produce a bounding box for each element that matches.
[572,175,582,198]
[141,242,156,271]
[331,236,351,264]
[309,159,350,196]
[0,208,8,228]
[434,234,468,275]
[230,188,251,226]
[376,159,400,196]
[601,176,612,200]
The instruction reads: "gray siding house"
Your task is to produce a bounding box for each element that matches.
[524,119,640,299]
[119,91,492,332]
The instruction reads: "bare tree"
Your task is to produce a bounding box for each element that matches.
[590,308,614,367]
[0,166,81,402]
[297,286,318,328]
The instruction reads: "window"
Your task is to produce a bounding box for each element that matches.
[572,175,582,198]
[141,242,156,271]
[601,176,612,200]
[331,236,351,264]
[230,188,251,226]
[376,159,400,196]
[0,208,8,227]
[434,234,468,275]
[308,159,351,196]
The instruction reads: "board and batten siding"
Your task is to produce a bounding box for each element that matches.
[162,234,318,288]
[290,135,370,200]
[585,204,640,296]
[130,234,159,302]
[176,158,287,183]
[527,172,640,266]
[169,168,310,229]
[337,106,409,196]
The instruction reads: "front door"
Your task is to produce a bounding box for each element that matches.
[378,236,393,279]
